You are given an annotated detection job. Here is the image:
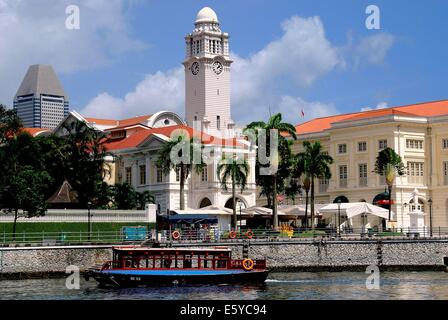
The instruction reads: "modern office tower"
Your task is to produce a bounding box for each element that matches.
[14,64,69,129]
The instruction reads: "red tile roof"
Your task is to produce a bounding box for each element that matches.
[22,128,50,136]
[295,100,448,135]
[103,124,246,151]
[85,114,153,128]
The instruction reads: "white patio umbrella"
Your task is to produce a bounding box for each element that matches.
[319,202,392,220]
[277,204,325,217]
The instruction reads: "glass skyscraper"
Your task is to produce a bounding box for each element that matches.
[13,64,69,129]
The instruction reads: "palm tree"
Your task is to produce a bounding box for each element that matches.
[296,141,333,230]
[374,147,405,222]
[62,121,110,207]
[302,174,311,228]
[217,155,249,229]
[156,132,205,210]
[244,113,297,229]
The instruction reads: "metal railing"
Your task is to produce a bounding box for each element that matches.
[2,226,448,247]
[0,230,149,246]
[160,226,448,243]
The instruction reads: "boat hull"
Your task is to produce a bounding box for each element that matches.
[86,269,269,287]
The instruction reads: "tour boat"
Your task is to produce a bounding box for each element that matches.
[84,246,268,287]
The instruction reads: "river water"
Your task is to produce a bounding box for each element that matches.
[1,272,448,300]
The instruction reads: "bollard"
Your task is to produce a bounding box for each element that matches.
[444,257,448,273]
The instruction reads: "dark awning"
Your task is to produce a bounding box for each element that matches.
[158,214,218,224]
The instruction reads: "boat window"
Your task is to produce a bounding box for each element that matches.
[162,255,173,269]
[183,255,192,268]
[201,255,214,269]
[216,255,228,269]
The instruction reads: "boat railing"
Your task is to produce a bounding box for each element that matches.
[99,257,266,271]
[231,259,266,270]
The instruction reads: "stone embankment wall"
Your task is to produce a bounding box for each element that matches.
[1,239,448,278]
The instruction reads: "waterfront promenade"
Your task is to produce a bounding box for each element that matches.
[1,234,448,279]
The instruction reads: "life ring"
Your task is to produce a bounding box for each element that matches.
[172,230,181,240]
[242,258,254,271]
[229,231,237,239]
[245,230,254,239]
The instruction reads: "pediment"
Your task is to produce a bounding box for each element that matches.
[138,133,169,149]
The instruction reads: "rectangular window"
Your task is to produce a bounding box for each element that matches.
[358,141,367,152]
[318,178,329,193]
[406,139,423,150]
[407,162,424,184]
[156,167,163,183]
[125,167,132,185]
[139,165,146,185]
[201,167,208,182]
[443,139,448,149]
[216,116,221,130]
[359,164,368,187]
[378,139,387,150]
[339,165,348,188]
[338,144,347,154]
[444,161,448,186]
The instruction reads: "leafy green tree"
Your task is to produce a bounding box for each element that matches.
[93,182,114,209]
[34,134,69,199]
[156,131,205,210]
[217,156,249,228]
[285,178,302,205]
[374,147,405,222]
[136,190,155,210]
[112,183,138,209]
[244,113,297,229]
[295,141,333,230]
[0,166,51,238]
[0,104,22,144]
[111,183,154,210]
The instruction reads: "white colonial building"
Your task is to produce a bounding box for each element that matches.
[54,7,257,215]
[288,100,448,229]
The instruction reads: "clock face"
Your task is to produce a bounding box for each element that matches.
[212,61,223,75]
[191,62,199,75]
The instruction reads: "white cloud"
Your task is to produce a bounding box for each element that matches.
[0,0,146,105]
[361,101,389,112]
[81,15,342,123]
[353,33,395,68]
[80,15,396,125]
[81,67,184,119]
[278,96,337,122]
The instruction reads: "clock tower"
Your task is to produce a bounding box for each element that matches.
[184,7,234,137]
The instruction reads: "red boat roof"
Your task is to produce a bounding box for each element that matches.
[112,246,232,252]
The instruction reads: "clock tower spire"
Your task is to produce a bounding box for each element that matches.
[184,7,234,137]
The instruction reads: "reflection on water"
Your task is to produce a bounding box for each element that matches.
[1,272,448,300]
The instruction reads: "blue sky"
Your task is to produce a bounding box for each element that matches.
[1,0,447,125]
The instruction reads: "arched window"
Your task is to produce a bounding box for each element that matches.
[409,198,425,212]
[333,196,349,204]
[199,198,212,208]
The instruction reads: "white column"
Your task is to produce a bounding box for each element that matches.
[132,162,138,187]
[145,154,151,186]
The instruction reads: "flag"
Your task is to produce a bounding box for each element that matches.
[300,109,305,118]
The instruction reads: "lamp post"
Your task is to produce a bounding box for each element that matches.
[402,203,408,233]
[337,199,342,237]
[87,201,92,241]
[428,198,433,237]
[239,202,243,232]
